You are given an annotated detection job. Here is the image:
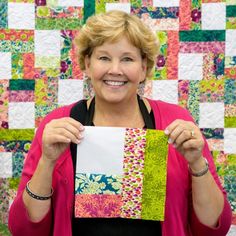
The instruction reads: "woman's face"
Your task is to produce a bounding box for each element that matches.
[85,36,147,105]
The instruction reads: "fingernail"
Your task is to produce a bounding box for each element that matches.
[164,129,169,135]
[168,138,172,144]
[78,133,83,139]
[173,143,176,148]
[79,125,84,131]
[76,139,81,144]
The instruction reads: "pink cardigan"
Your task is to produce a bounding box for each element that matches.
[8,99,232,236]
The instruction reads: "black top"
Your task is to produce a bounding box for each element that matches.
[70,96,162,236]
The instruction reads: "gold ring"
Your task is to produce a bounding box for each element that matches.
[190,130,195,138]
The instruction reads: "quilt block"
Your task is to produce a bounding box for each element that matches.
[0,0,235,234]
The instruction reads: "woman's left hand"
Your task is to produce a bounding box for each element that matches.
[164,119,205,165]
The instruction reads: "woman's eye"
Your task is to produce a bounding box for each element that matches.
[122,57,133,62]
[99,56,109,61]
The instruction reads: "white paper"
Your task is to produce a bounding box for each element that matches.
[153,0,179,7]
[76,126,126,175]
[224,128,236,154]
[106,3,131,13]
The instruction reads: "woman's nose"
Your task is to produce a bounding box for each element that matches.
[108,60,123,75]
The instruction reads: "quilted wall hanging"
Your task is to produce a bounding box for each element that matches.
[0,0,235,235]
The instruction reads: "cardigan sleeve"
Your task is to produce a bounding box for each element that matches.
[8,104,73,236]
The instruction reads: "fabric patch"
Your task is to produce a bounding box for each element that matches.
[152,80,178,104]
[225,79,236,105]
[75,173,122,195]
[58,79,83,105]
[199,102,224,128]
[8,3,35,30]
[8,102,35,129]
[12,152,24,178]
[179,0,191,30]
[167,30,179,80]
[0,80,9,129]
[199,79,224,102]
[0,179,9,224]
[121,128,146,219]
[0,1,8,28]
[0,29,34,42]
[75,194,122,218]
[142,129,168,221]
[35,18,82,30]
[203,53,216,80]
[0,52,12,79]
[178,80,190,109]
[202,3,226,30]
[188,81,200,124]
[9,90,34,102]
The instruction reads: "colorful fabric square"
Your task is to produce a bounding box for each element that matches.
[75,128,168,221]
[75,194,122,218]
[75,173,122,195]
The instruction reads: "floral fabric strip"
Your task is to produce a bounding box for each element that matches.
[121,128,146,219]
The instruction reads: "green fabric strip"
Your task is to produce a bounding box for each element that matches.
[180,30,225,42]
[84,0,95,23]
[9,79,35,91]
[142,130,168,221]
[188,81,200,124]
[12,54,23,80]
[0,41,34,53]
[226,6,236,17]
[0,129,35,141]
[36,18,83,30]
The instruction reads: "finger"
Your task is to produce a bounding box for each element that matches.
[172,129,193,148]
[45,134,72,144]
[181,139,204,151]
[46,127,83,144]
[165,119,194,135]
[48,120,84,140]
[50,117,84,132]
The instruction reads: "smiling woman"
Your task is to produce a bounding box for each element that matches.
[8,10,232,236]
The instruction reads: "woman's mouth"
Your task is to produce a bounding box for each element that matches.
[104,80,127,86]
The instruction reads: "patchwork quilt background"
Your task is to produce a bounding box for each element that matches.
[0,0,235,235]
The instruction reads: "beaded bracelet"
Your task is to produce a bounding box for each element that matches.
[26,181,53,200]
[188,158,209,177]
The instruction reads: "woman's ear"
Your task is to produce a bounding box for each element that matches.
[141,57,147,80]
[84,55,91,77]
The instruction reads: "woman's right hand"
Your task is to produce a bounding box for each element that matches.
[42,117,84,164]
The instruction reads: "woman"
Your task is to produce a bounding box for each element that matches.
[8,10,232,236]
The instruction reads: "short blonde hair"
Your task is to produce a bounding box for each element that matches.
[75,10,159,78]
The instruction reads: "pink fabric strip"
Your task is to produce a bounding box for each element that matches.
[167,31,179,80]
[9,90,34,102]
[179,0,191,30]
[179,42,225,54]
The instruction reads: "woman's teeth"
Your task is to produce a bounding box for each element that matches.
[104,80,126,86]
